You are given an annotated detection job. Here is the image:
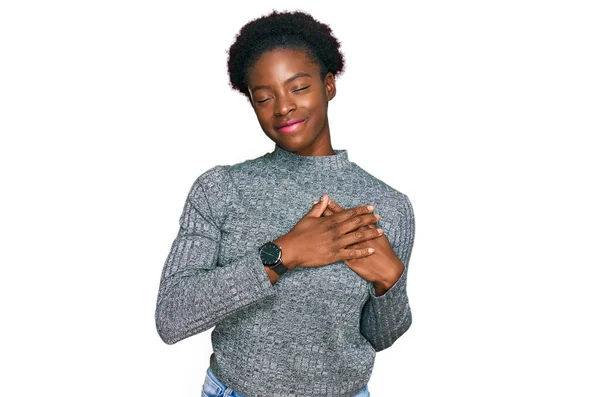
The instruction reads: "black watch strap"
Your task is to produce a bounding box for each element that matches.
[270,261,289,275]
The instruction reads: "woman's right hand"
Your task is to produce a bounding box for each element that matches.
[273,194,383,270]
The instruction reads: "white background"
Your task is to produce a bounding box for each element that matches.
[1,1,599,396]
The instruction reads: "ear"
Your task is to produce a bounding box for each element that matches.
[324,72,336,101]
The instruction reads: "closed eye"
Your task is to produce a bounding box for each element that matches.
[256,86,310,104]
[294,86,310,92]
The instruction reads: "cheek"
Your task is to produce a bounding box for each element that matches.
[304,91,325,108]
[254,109,271,127]
[307,99,326,124]
[300,94,325,120]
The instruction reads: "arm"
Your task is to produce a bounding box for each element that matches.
[360,194,415,352]
[155,165,276,345]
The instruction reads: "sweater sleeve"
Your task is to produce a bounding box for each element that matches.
[155,165,275,345]
[360,193,415,352]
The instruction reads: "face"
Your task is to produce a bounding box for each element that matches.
[246,48,336,156]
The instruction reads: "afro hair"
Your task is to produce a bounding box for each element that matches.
[226,9,346,103]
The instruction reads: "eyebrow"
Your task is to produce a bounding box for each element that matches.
[250,72,312,92]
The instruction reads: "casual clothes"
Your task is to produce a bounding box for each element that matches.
[155,144,415,397]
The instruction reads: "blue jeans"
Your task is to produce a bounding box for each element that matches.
[202,367,370,397]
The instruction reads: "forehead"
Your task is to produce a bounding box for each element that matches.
[247,49,319,85]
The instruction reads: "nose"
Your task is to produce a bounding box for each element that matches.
[274,95,297,116]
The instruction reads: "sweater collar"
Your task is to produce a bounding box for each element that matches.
[268,144,351,172]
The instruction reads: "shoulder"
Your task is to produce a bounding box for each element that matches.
[350,163,410,202]
[186,153,269,220]
[225,152,272,185]
[186,165,234,226]
[190,150,271,195]
[190,164,232,196]
[349,163,414,230]
[194,163,229,181]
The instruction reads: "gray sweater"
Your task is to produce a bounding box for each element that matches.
[155,144,415,397]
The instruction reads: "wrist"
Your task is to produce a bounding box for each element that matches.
[373,283,388,297]
[273,235,299,270]
[376,260,405,292]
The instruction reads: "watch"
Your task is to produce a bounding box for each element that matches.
[259,241,289,275]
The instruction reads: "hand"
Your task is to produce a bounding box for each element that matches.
[273,194,381,270]
[312,198,405,295]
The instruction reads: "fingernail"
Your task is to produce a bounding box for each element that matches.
[368,248,375,253]
[377,228,383,234]
[312,200,318,205]
[367,205,374,211]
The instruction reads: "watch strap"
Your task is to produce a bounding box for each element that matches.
[270,261,289,275]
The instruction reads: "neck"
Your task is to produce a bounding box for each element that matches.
[267,143,351,173]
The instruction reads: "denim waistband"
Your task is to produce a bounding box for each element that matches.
[204,367,253,397]
[202,367,370,397]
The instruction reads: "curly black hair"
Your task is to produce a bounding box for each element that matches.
[226,9,346,103]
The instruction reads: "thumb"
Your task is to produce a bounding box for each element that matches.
[306,194,330,217]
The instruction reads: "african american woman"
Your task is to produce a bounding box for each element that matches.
[155,10,415,397]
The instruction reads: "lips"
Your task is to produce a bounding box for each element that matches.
[276,118,307,134]
[276,118,305,128]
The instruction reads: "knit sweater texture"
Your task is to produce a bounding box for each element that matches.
[155,144,415,397]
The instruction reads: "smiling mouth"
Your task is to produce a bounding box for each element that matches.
[276,119,306,134]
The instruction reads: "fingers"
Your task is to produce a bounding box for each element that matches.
[338,212,380,238]
[326,200,374,229]
[322,208,335,216]
[326,199,346,218]
[306,194,330,218]
[313,198,377,229]
[313,199,337,217]
[305,196,381,263]
[313,198,343,212]
[333,204,374,225]
[332,199,377,229]
[336,226,384,248]
[326,199,344,213]
[336,246,376,262]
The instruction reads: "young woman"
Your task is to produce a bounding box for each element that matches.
[155,10,415,397]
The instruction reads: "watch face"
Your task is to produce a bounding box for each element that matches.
[260,242,281,265]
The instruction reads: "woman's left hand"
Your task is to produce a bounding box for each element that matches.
[312,198,405,296]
